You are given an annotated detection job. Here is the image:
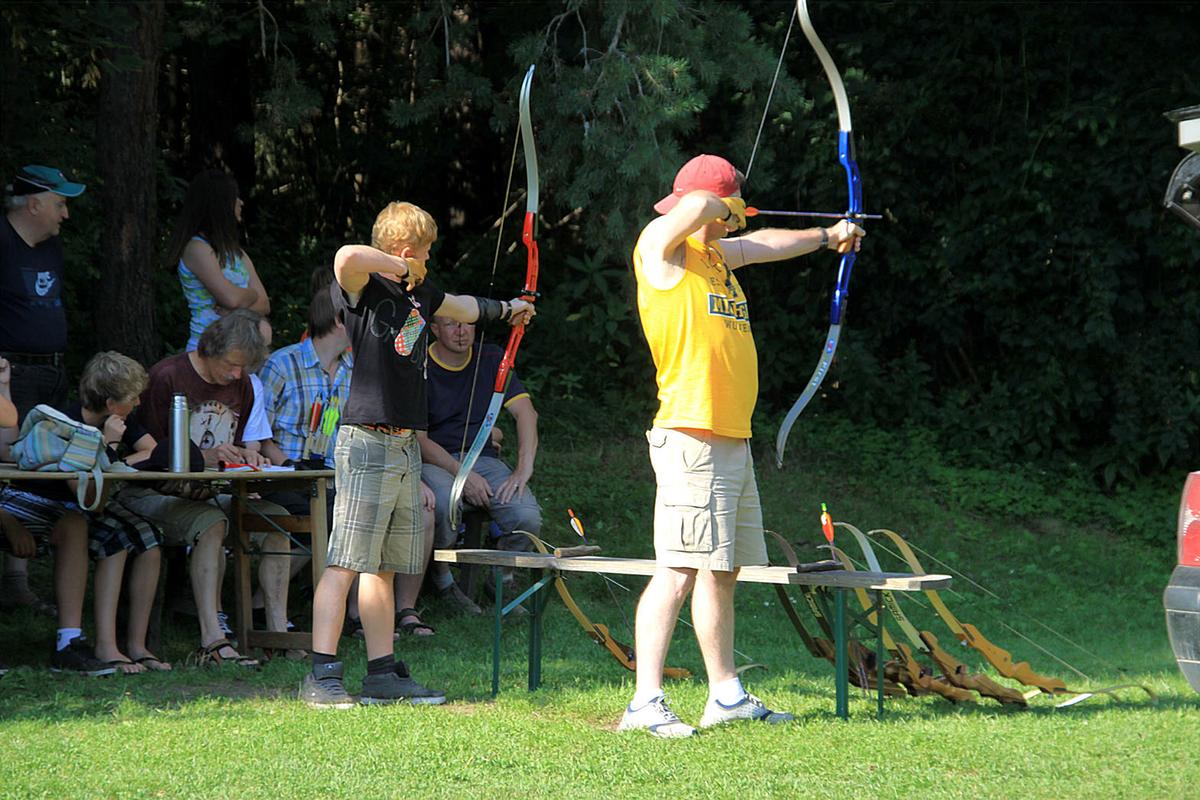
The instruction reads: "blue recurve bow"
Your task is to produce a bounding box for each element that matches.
[774,0,864,468]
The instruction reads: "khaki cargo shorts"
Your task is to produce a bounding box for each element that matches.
[647,427,767,572]
[116,488,288,547]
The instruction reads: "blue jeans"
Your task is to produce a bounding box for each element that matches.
[422,457,542,549]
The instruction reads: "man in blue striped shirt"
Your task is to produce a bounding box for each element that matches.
[259,288,353,468]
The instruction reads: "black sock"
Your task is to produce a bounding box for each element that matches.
[367,654,394,676]
[311,651,337,670]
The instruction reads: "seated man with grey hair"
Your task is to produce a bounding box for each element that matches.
[120,309,291,667]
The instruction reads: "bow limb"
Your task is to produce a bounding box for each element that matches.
[765,530,905,697]
[837,526,1024,705]
[868,527,1067,697]
[868,528,1155,705]
[523,533,691,680]
[765,530,837,660]
[775,0,864,468]
[449,65,541,531]
[829,544,976,702]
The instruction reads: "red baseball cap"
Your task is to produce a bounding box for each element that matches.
[653,154,740,215]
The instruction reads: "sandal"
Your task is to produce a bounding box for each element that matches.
[396,608,435,637]
[190,638,259,669]
[107,658,144,675]
[346,615,401,641]
[133,655,173,672]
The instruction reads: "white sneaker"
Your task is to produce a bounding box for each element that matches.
[699,693,795,728]
[617,695,697,738]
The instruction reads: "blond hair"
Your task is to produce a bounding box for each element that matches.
[371,201,437,255]
[79,351,149,411]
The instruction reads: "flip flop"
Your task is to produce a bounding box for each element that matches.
[107,659,144,675]
[134,655,173,672]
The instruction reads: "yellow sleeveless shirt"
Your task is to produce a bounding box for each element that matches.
[633,234,758,438]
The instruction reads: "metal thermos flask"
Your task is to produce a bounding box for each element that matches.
[169,394,190,473]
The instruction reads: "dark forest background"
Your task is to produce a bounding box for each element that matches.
[1,0,1197,489]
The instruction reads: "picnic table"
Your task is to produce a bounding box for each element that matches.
[0,465,333,654]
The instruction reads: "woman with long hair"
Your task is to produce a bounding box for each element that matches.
[167,170,270,351]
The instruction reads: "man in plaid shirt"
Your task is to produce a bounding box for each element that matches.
[259,285,353,468]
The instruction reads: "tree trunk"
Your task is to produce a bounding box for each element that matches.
[95,0,165,365]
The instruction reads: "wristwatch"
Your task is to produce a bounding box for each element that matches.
[819,228,830,250]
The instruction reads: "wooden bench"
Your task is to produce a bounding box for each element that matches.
[0,466,333,657]
[434,548,952,719]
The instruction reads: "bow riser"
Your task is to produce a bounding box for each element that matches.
[831,129,862,325]
[491,212,539,393]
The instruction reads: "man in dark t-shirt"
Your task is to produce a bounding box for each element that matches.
[0,165,85,419]
[0,164,86,614]
[123,310,288,667]
[419,316,542,612]
[302,200,534,709]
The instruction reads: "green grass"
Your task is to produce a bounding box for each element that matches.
[2,406,1197,799]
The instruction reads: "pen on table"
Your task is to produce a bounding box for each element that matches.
[218,461,260,472]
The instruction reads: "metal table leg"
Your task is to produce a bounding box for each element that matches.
[875,588,885,719]
[492,569,503,697]
[834,588,848,720]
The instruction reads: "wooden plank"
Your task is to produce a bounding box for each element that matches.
[310,476,328,585]
[434,550,952,592]
[244,630,314,651]
[240,515,313,533]
[0,467,334,482]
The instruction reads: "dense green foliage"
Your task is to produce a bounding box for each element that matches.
[2,1,1198,487]
[1,404,1195,798]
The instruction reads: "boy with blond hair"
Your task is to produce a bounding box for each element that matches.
[302,201,534,707]
[0,351,167,675]
[74,352,171,671]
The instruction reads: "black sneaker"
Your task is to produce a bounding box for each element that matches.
[300,661,357,709]
[360,661,446,706]
[49,638,117,677]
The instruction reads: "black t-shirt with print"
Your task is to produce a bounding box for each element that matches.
[331,273,446,428]
[0,216,67,353]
